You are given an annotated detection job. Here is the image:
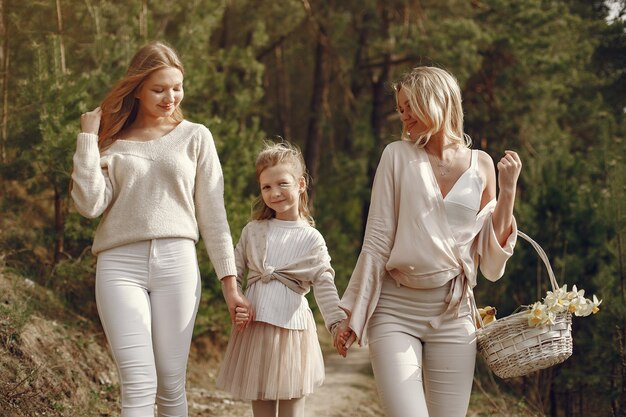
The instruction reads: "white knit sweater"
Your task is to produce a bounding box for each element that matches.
[236,219,347,331]
[71,120,237,279]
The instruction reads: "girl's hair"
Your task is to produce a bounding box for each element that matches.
[394,66,471,148]
[97,41,184,150]
[252,141,315,226]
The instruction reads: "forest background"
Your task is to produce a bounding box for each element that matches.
[0,0,625,416]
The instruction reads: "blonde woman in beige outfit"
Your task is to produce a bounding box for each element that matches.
[334,67,522,417]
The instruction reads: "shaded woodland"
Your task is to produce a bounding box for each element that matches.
[0,1,625,416]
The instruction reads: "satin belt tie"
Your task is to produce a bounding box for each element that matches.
[429,274,468,329]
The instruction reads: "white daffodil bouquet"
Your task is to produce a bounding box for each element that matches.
[526,285,602,327]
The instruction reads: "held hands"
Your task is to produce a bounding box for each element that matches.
[80,107,102,135]
[332,318,357,358]
[496,150,522,195]
[234,306,252,329]
[221,276,254,331]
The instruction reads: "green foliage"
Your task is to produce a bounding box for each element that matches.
[1,0,624,414]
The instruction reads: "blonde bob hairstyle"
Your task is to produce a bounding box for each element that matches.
[394,66,471,148]
[252,141,315,226]
[97,41,184,150]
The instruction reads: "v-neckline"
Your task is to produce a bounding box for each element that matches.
[425,149,473,200]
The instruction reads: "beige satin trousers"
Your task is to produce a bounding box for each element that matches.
[367,275,476,417]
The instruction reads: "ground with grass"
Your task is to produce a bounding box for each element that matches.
[1,269,545,417]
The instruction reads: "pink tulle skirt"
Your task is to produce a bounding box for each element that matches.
[216,313,325,400]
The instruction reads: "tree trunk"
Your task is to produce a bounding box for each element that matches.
[53,183,65,265]
[304,32,329,209]
[550,379,558,417]
[617,326,626,417]
[274,45,292,140]
[360,54,390,234]
[360,2,392,235]
[139,0,148,41]
[55,0,66,74]
[0,0,8,164]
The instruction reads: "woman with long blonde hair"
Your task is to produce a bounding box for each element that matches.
[335,66,522,417]
[71,41,250,416]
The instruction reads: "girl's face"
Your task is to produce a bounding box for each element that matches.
[259,163,305,221]
[396,88,424,140]
[135,67,184,120]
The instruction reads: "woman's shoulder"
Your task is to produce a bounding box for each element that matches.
[474,150,495,172]
[385,139,415,152]
[382,139,421,158]
[179,120,211,136]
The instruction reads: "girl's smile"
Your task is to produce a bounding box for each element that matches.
[259,163,305,221]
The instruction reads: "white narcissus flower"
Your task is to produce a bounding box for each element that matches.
[575,300,593,317]
[569,292,588,316]
[527,302,553,327]
[591,295,602,314]
[545,285,570,313]
[526,286,602,327]
[567,285,586,300]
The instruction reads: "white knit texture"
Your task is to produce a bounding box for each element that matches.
[71,120,237,279]
[244,219,345,330]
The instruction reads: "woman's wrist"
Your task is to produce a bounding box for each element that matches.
[221,276,239,297]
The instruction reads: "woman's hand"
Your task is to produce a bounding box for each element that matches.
[221,275,254,331]
[497,150,522,196]
[332,318,356,357]
[80,107,102,135]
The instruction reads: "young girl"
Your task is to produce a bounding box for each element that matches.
[216,141,347,417]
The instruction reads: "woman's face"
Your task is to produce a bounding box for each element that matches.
[396,87,424,140]
[135,67,184,119]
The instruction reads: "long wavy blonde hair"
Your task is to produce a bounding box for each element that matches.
[252,141,315,226]
[98,41,184,150]
[394,66,471,148]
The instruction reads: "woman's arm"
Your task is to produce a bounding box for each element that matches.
[71,107,113,218]
[478,150,522,246]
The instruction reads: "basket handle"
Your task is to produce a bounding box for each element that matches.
[472,231,559,329]
[517,231,560,292]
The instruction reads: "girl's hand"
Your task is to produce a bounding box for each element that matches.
[234,306,251,330]
[80,107,102,135]
[332,318,356,357]
[497,150,522,195]
[221,276,255,330]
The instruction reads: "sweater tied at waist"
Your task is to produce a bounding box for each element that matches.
[247,267,309,295]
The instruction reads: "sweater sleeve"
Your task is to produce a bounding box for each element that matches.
[478,214,518,281]
[194,125,237,279]
[70,133,113,218]
[311,241,347,332]
[234,225,249,291]
[339,145,397,345]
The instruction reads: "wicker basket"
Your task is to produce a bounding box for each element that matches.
[475,232,573,379]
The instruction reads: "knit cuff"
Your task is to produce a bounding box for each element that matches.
[214,258,238,280]
[76,133,99,154]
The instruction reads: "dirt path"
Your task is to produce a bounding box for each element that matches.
[305,344,384,417]
[187,327,384,417]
